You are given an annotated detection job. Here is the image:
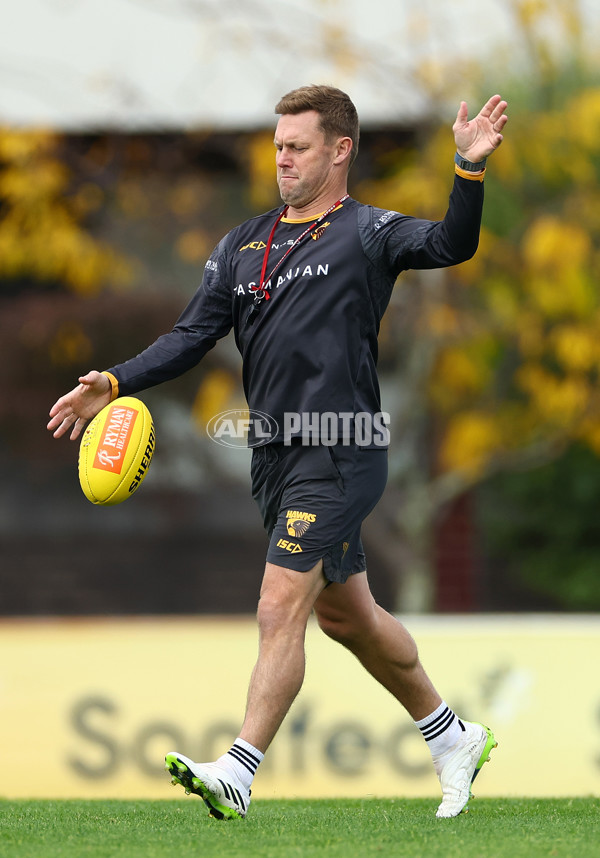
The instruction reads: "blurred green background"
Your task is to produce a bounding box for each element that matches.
[2,0,600,616]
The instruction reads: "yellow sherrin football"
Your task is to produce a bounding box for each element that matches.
[78,396,155,505]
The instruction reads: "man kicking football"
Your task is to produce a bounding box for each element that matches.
[48,84,506,819]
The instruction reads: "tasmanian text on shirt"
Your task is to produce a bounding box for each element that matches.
[234,263,330,296]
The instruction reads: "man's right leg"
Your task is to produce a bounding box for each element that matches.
[166,559,327,818]
[238,560,328,750]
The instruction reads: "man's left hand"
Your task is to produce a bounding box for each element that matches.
[453,94,508,163]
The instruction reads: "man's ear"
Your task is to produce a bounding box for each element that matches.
[333,137,353,165]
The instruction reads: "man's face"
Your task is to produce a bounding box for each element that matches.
[274,111,340,211]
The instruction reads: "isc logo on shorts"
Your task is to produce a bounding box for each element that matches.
[276,539,303,554]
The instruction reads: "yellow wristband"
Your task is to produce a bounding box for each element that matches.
[455,164,486,182]
[101,371,119,402]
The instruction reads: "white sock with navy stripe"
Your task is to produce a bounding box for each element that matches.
[415,701,465,757]
[216,738,264,792]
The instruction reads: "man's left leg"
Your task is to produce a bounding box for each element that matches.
[314,572,497,817]
[314,571,440,717]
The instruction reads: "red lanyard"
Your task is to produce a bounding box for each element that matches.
[254,194,349,306]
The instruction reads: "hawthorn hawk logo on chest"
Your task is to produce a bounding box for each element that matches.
[311,221,331,241]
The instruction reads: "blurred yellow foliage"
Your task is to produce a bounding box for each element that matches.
[431,346,492,406]
[517,312,545,358]
[527,271,594,318]
[485,275,521,325]
[516,0,549,29]
[577,418,600,457]
[168,182,202,218]
[0,129,54,162]
[523,216,590,275]
[0,127,132,294]
[191,368,242,430]
[550,324,600,372]
[517,363,589,425]
[246,132,280,211]
[358,39,600,479]
[423,304,460,337]
[568,88,600,153]
[176,229,210,265]
[116,180,149,218]
[71,183,105,216]
[439,412,501,477]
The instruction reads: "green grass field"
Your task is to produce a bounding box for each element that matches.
[0,797,598,858]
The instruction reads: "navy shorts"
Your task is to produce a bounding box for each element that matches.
[250,443,388,583]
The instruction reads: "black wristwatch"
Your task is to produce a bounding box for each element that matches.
[455,152,487,172]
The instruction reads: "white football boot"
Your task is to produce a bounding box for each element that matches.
[165,752,250,820]
[433,721,497,818]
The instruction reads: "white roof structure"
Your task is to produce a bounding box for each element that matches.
[1,0,599,130]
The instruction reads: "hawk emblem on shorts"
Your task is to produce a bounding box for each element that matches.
[287,519,311,538]
[285,509,316,538]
